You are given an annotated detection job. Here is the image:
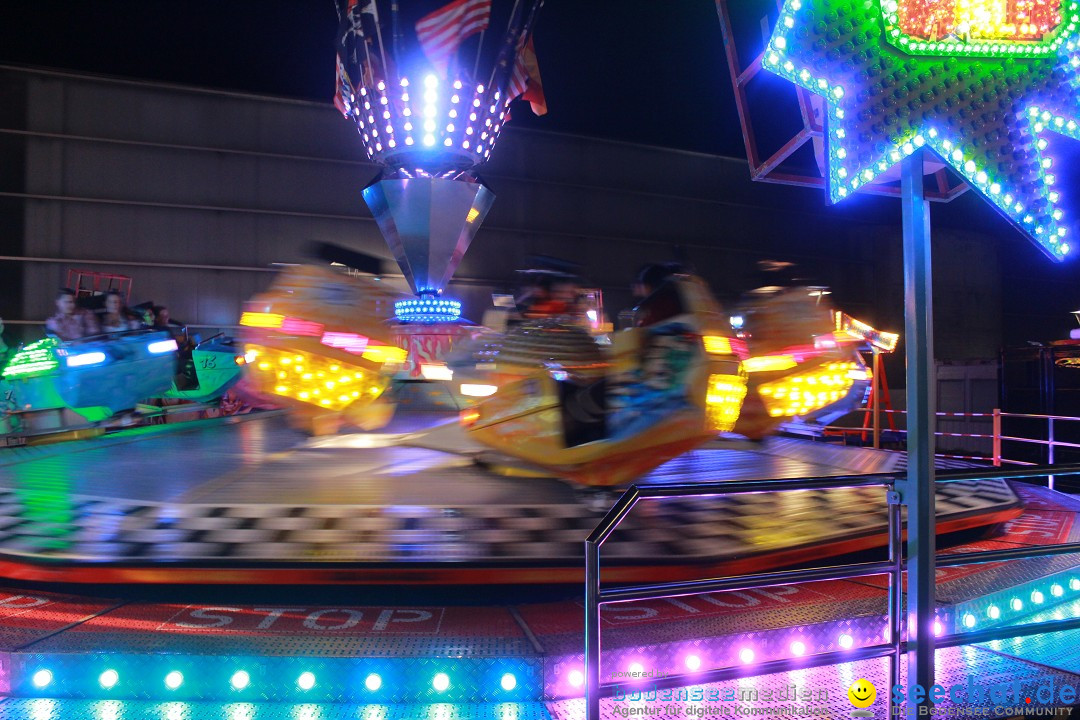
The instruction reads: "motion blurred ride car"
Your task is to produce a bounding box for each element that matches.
[461,274,749,487]
[733,287,877,440]
[240,265,408,435]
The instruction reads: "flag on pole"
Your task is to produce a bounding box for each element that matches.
[416,0,492,74]
[507,36,546,115]
[334,58,352,116]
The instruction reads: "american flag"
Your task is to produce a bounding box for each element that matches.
[506,36,545,115]
[416,0,491,72]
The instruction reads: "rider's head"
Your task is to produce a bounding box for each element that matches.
[104,290,123,315]
[55,288,77,316]
[633,263,683,299]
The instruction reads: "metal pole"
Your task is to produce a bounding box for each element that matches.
[899,149,935,707]
[993,408,1002,466]
[1049,417,1056,490]
[585,539,601,720]
[873,346,882,449]
[887,493,903,718]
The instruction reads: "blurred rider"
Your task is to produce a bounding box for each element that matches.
[100,290,143,333]
[46,288,101,341]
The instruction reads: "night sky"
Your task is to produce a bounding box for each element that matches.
[0,0,744,156]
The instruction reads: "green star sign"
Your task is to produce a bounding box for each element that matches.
[762,0,1080,261]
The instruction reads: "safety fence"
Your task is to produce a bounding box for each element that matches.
[584,463,1080,720]
[809,409,1080,478]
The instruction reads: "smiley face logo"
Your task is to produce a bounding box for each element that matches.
[848,678,877,708]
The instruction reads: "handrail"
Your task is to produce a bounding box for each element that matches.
[583,462,1080,720]
[805,408,1080,482]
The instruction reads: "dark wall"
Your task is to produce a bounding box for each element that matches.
[2,64,1077,376]
[0,71,26,320]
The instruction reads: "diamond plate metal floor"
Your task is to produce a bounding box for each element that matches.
[0,413,1023,584]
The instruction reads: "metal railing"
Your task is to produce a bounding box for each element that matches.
[809,408,1080,480]
[583,463,1080,720]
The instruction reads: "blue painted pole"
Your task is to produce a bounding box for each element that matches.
[900,149,936,708]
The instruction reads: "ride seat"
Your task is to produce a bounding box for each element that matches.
[633,280,687,328]
[558,376,607,447]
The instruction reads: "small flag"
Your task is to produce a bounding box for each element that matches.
[507,36,546,115]
[334,59,350,115]
[416,0,491,73]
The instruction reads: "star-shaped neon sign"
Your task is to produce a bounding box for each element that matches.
[762,0,1080,261]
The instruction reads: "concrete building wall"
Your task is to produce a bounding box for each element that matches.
[0,63,1048,377]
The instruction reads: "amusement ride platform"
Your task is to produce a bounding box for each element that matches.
[0,412,1075,717]
[0,411,1024,585]
[0,481,1071,716]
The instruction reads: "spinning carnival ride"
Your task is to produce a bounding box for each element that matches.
[240,0,547,430]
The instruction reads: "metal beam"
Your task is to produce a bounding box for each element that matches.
[900,149,936,704]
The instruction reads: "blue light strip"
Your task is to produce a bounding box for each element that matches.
[8,655,541,703]
[395,297,463,324]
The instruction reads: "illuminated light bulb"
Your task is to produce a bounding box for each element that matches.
[738,648,755,664]
[838,634,854,649]
[423,135,435,146]
[443,138,453,147]
[1011,598,1024,611]
[365,673,382,691]
[501,673,517,691]
[1052,584,1065,597]
[165,671,183,690]
[433,673,450,692]
[1032,590,1045,604]
[790,641,806,657]
[684,655,701,671]
[424,74,437,89]
[99,669,119,689]
[962,614,975,629]
[933,621,943,637]
[405,137,414,146]
[231,671,250,690]
[568,670,584,688]
[297,672,316,691]
[988,605,1001,620]
[32,669,53,688]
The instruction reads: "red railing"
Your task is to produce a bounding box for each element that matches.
[802,409,1080,487]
